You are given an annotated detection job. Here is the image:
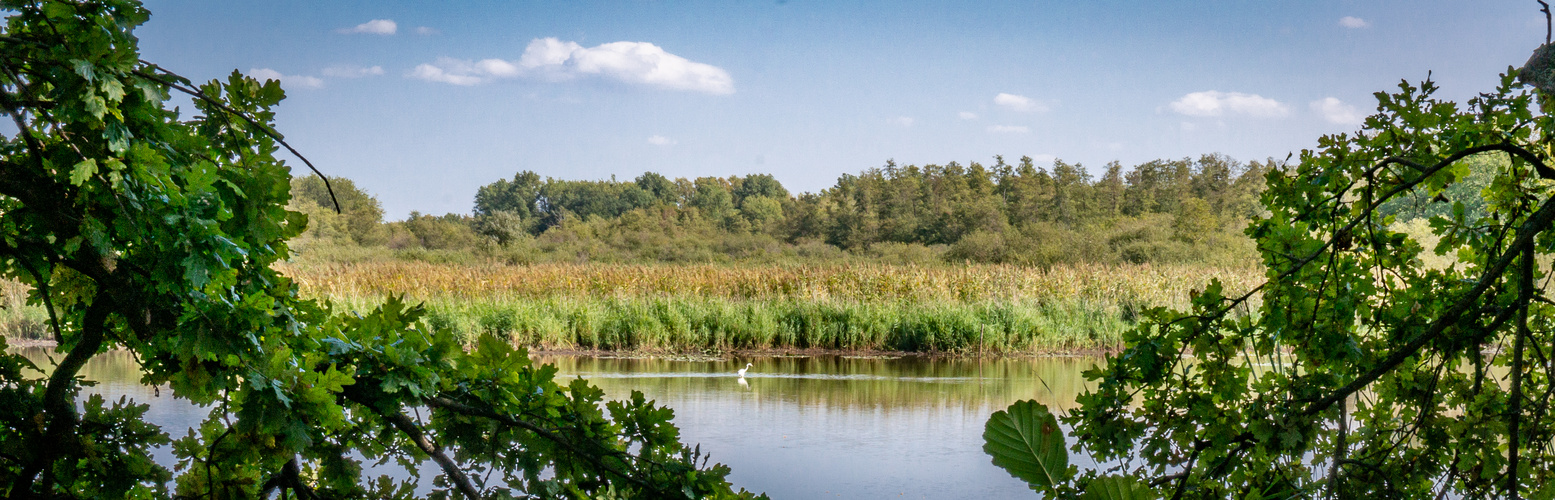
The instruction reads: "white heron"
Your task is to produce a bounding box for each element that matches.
[736,362,753,378]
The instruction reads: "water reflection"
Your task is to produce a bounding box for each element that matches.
[540,354,1101,499]
[14,347,1100,499]
[539,355,1098,411]
[14,348,207,470]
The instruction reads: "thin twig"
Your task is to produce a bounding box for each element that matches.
[130,65,341,214]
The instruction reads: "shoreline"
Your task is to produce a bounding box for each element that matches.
[530,345,1116,359]
[7,338,1115,358]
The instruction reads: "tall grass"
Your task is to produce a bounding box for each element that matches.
[0,262,1262,353]
[287,262,1262,353]
[280,261,1259,310]
[320,295,1137,353]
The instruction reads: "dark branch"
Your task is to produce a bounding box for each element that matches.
[426,396,671,497]
[1541,1,1552,45]
[129,66,341,214]
[349,398,482,500]
[11,298,111,497]
[1299,192,1555,418]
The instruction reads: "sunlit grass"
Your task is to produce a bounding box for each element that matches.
[280,261,1262,353]
[0,261,1262,353]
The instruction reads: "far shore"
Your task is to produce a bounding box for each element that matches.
[5,338,1114,358]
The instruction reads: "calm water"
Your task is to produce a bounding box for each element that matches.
[15,348,1100,499]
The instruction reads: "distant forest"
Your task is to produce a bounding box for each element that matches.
[290,154,1276,266]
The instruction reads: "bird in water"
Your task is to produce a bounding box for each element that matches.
[737,362,753,378]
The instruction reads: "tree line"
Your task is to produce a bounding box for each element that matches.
[291,153,1274,266]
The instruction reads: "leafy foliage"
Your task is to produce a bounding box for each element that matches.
[1046,62,1555,497]
[1076,476,1157,500]
[0,1,762,498]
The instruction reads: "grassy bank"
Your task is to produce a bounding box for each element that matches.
[327,295,1135,353]
[2,261,1263,353]
[283,261,1261,353]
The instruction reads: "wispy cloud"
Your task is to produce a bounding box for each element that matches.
[339,19,396,35]
[408,58,497,86]
[248,68,324,89]
[987,125,1029,134]
[994,93,1046,113]
[958,111,978,120]
[1310,97,1363,125]
[1338,16,1369,29]
[891,116,915,127]
[414,26,440,36]
[409,37,734,94]
[1169,91,1288,118]
[321,65,385,78]
[647,135,677,146]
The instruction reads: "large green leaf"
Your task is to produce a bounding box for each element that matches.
[983,399,1070,489]
[1080,475,1158,500]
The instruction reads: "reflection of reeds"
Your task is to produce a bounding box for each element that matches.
[12,348,145,382]
[285,262,1260,352]
[11,346,1097,415]
[540,355,1103,411]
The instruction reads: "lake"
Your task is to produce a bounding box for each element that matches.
[15,347,1100,499]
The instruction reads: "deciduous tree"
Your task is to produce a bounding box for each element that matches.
[0,2,761,498]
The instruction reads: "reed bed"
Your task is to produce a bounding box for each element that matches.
[280,261,1261,310]
[0,262,1262,353]
[283,262,1263,353]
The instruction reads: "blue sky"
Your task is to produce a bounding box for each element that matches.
[137,1,1540,219]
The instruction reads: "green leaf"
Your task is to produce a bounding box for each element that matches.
[983,399,1070,489]
[102,79,125,102]
[42,2,75,19]
[1080,475,1158,500]
[85,93,108,119]
[70,159,98,186]
[72,59,97,82]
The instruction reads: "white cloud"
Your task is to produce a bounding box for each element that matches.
[1169,91,1289,118]
[519,38,583,71]
[892,116,915,127]
[340,19,397,35]
[1338,16,1369,29]
[987,125,1029,134]
[415,26,440,36]
[248,68,324,89]
[410,38,735,94]
[994,93,1047,113]
[476,58,521,77]
[647,135,677,146]
[958,111,978,120]
[407,59,487,86]
[320,65,385,78]
[1311,97,1364,125]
